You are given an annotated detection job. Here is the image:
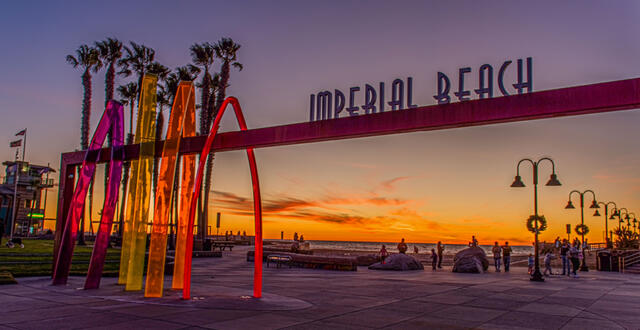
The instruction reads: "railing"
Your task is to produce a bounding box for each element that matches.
[620,251,640,273]
[588,242,608,249]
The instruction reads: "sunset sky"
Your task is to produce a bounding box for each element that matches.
[1,0,639,245]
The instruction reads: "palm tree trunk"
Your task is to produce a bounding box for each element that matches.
[152,107,164,199]
[201,63,230,241]
[104,63,115,203]
[118,102,135,241]
[79,69,92,246]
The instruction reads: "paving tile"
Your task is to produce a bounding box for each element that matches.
[488,311,570,330]
[0,305,95,324]
[516,302,583,317]
[8,311,136,330]
[560,317,625,330]
[382,314,481,329]
[413,293,476,305]
[535,296,596,308]
[110,304,196,318]
[330,305,427,326]
[280,320,374,329]
[465,297,529,311]
[203,313,308,330]
[86,318,188,330]
[383,300,449,313]
[436,305,506,322]
[154,309,259,326]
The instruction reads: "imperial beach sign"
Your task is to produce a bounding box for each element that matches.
[309,57,532,121]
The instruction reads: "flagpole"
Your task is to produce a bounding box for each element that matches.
[21,128,26,162]
[9,157,20,241]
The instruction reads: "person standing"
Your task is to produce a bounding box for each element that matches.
[543,251,555,276]
[492,241,502,272]
[502,241,512,272]
[560,239,570,276]
[413,245,419,254]
[569,242,580,277]
[379,245,389,263]
[437,241,445,268]
[469,236,479,247]
[293,232,299,241]
[431,248,438,270]
[397,238,408,254]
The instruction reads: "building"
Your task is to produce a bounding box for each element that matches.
[0,161,55,236]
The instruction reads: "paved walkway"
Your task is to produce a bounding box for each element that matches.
[1,246,639,329]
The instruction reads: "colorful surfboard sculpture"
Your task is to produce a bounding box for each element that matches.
[145,82,196,297]
[52,100,124,286]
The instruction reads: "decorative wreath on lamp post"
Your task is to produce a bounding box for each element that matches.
[526,215,547,233]
[575,224,590,236]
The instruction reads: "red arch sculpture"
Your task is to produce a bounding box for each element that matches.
[182,97,263,299]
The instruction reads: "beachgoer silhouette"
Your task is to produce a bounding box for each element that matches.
[397,238,408,254]
[502,241,512,272]
[293,232,299,241]
[492,241,502,272]
[379,245,389,263]
[437,241,444,268]
[431,248,438,270]
[470,236,478,247]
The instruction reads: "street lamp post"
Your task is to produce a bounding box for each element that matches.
[614,208,630,234]
[597,201,617,248]
[511,157,561,282]
[565,190,599,272]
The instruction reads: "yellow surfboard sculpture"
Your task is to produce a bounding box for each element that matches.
[118,75,158,291]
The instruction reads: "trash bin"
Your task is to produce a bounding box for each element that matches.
[597,251,611,271]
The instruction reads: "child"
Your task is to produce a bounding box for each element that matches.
[527,253,534,274]
[379,245,389,264]
[431,248,438,270]
[543,251,555,276]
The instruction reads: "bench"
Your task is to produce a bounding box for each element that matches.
[266,254,292,268]
[212,243,234,251]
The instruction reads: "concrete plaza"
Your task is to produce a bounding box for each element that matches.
[1,246,639,329]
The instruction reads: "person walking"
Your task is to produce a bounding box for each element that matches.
[543,251,555,276]
[437,241,445,268]
[492,241,502,272]
[560,239,570,276]
[569,242,580,277]
[502,241,512,272]
[431,248,438,270]
[527,253,534,274]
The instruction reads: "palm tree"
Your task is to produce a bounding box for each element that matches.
[118,42,155,99]
[190,42,215,136]
[95,38,124,104]
[200,38,243,239]
[95,38,124,216]
[116,82,138,241]
[149,64,171,199]
[66,44,102,245]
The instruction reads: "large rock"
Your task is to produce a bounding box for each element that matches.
[368,253,424,271]
[452,247,489,273]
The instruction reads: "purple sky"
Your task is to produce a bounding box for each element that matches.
[1,1,639,243]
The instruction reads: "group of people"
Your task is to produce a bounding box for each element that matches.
[224,230,246,241]
[292,232,305,242]
[378,238,445,270]
[490,241,513,272]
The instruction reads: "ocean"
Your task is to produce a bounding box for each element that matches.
[265,239,534,256]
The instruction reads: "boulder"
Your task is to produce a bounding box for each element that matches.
[452,247,489,273]
[368,253,424,271]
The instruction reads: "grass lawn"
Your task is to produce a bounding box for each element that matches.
[0,239,120,278]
